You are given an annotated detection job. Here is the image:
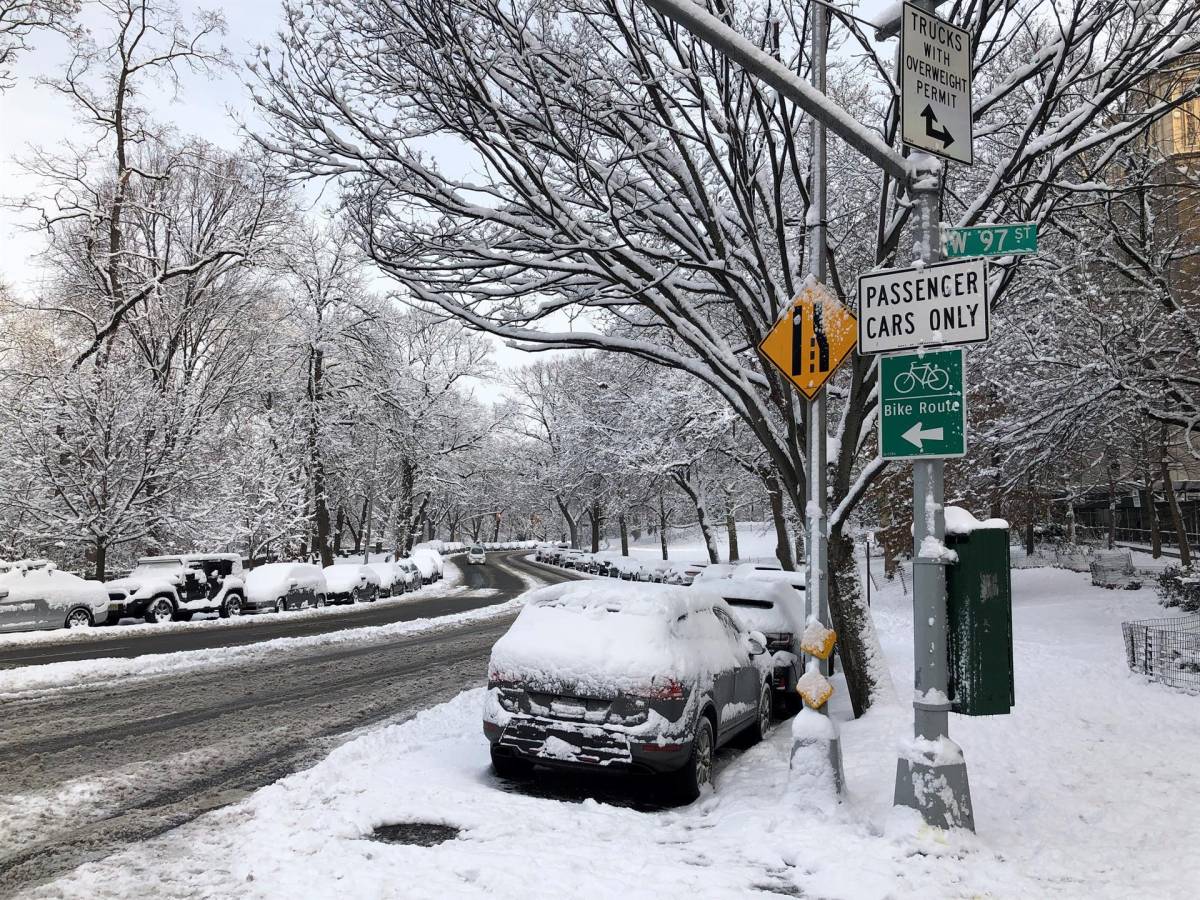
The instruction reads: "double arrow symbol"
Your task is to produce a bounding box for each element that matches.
[921,105,955,148]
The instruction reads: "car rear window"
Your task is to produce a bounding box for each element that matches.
[722,597,774,609]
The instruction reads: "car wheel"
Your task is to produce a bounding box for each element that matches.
[275,598,287,614]
[490,747,533,779]
[146,597,175,624]
[220,595,242,618]
[669,715,715,803]
[315,594,326,608]
[64,607,92,629]
[747,685,772,744]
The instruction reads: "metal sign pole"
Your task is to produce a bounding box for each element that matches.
[805,0,845,794]
[892,151,975,831]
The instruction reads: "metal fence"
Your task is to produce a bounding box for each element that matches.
[1122,615,1200,693]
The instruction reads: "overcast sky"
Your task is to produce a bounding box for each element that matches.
[0,0,897,400]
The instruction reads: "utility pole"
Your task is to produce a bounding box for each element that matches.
[804,0,844,792]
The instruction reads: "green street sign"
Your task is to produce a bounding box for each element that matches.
[942,223,1037,258]
[879,349,967,460]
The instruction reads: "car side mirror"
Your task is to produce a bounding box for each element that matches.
[747,631,767,656]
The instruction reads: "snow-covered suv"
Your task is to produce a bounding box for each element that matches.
[105,554,247,623]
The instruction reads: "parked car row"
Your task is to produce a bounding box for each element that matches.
[0,546,448,633]
[531,547,806,714]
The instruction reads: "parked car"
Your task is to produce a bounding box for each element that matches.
[467,545,487,565]
[714,579,804,714]
[105,553,246,623]
[394,559,421,592]
[0,564,109,632]
[322,564,380,605]
[411,546,444,582]
[364,561,401,597]
[484,581,771,802]
[693,563,739,583]
[244,563,327,613]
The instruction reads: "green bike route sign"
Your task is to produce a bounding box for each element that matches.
[942,222,1037,259]
[879,348,967,460]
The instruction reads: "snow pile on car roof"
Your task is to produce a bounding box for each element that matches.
[489,581,745,693]
[323,566,365,592]
[712,578,803,634]
[0,567,104,605]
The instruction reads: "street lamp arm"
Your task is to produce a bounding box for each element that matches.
[641,0,921,183]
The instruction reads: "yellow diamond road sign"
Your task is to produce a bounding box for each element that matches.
[758,282,857,399]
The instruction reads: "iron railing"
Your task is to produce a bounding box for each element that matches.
[1122,615,1200,693]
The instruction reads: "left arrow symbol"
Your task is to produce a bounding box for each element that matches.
[902,422,944,450]
[920,105,954,148]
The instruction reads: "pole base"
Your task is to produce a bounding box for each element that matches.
[788,708,846,806]
[893,739,974,832]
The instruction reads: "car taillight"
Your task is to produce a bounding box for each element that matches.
[630,677,685,700]
[766,632,793,652]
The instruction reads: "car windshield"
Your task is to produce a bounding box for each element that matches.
[128,559,183,578]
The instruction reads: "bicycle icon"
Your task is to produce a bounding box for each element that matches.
[893,361,950,394]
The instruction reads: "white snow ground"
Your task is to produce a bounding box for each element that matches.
[23,567,1200,900]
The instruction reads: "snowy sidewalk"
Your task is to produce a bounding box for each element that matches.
[24,568,1200,899]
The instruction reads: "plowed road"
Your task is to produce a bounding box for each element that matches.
[0,553,573,897]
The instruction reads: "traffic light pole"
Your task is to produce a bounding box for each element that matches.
[892,149,975,831]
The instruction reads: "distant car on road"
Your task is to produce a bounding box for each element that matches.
[322,564,379,605]
[484,581,771,802]
[0,564,109,631]
[467,545,487,565]
[244,563,327,613]
[105,554,246,623]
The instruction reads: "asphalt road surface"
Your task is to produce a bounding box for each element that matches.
[0,551,547,670]
[0,553,575,897]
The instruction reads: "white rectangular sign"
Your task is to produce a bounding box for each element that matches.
[857,258,989,354]
[900,3,973,165]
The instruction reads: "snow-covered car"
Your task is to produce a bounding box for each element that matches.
[732,566,807,597]
[0,564,109,631]
[713,579,804,714]
[693,563,739,582]
[467,545,487,565]
[322,564,380,605]
[244,563,327,613]
[105,553,246,623]
[394,559,421,592]
[364,562,401,597]
[411,547,444,582]
[484,581,772,802]
[406,553,437,585]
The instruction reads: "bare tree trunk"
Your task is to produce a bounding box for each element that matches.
[93,537,107,583]
[333,505,345,554]
[555,495,579,549]
[492,511,503,543]
[658,492,669,560]
[619,512,629,555]
[1106,461,1117,551]
[764,473,795,571]
[308,346,333,567]
[588,500,602,553]
[671,467,718,563]
[724,490,739,562]
[1161,447,1191,567]
[827,530,884,718]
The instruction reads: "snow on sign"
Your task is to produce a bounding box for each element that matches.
[900,3,973,165]
[856,258,988,355]
[758,281,856,400]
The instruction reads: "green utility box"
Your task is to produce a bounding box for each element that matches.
[945,526,1014,716]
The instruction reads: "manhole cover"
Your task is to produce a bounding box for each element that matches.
[370,823,462,846]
